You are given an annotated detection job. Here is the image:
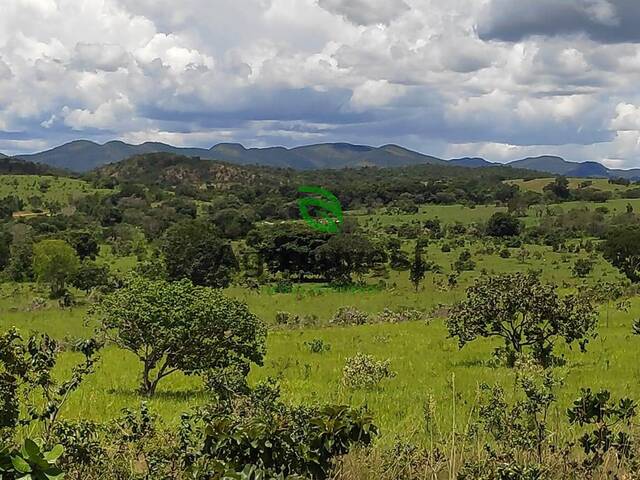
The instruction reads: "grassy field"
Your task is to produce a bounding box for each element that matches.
[0,174,111,205]
[506,177,637,194]
[4,193,639,446]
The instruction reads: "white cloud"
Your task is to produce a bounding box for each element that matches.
[317,0,410,25]
[62,96,134,131]
[0,0,639,168]
[611,103,640,131]
[349,80,406,110]
[73,43,130,72]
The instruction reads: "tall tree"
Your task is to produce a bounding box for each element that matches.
[602,225,640,283]
[409,244,427,292]
[313,233,386,284]
[161,219,238,288]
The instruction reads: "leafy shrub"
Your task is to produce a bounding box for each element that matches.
[331,306,370,326]
[0,439,65,480]
[342,353,396,390]
[274,311,318,329]
[274,278,294,293]
[305,338,331,354]
[375,307,427,324]
[275,310,300,326]
[499,247,511,258]
[567,388,637,470]
[453,250,475,272]
[573,258,595,278]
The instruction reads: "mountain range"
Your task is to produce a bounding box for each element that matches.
[3,140,640,179]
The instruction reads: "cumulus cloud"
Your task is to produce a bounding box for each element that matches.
[478,0,640,43]
[72,43,130,72]
[0,0,638,168]
[317,0,410,25]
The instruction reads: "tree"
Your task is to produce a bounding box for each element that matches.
[32,240,80,298]
[248,224,331,279]
[96,277,266,396]
[0,195,24,219]
[388,238,411,271]
[71,260,111,293]
[5,224,35,282]
[602,225,640,283]
[446,272,598,367]
[67,230,99,260]
[543,176,571,200]
[486,212,522,237]
[409,244,427,292]
[453,249,475,272]
[161,219,238,288]
[211,208,255,239]
[0,230,11,271]
[573,258,595,278]
[313,233,386,284]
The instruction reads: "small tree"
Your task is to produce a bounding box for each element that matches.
[71,260,111,293]
[602,225,640,282]
[573,258,595,278]
[409,244,427,292]
[486,212,522,237]
[96,276,267,396]
[447,272,598,367]
[32,240,80,298]
[453,249,475,272]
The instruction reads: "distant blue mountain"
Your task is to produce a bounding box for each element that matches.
[3,140,640,179]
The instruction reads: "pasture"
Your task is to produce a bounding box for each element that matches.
[3,194,639,448]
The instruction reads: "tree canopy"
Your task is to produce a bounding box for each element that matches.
[32,239,80,297]
[161,219,238,288]
[447,273,598,367]
[96,276,267,396]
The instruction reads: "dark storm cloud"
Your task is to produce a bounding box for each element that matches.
[138,87,370,127]
[478,0,640,43]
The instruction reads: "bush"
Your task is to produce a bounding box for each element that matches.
[375,307,427,324]
[305,338,331,354]
[274,278,293,293]
[331,306,370,326]
[342,353,396,389]
[573,258,595,278]
[453,250,475,272]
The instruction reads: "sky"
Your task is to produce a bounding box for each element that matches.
[1,0,640,167]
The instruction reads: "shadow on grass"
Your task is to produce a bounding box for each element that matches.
[106,388,209,401]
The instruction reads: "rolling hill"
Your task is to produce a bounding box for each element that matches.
[4,140,640,179]
[13,140,447,172]
[0,156,69,176]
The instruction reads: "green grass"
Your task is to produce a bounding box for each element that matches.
[507,177,636,194]
[0,175,111,205]
[3,196,640,445]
